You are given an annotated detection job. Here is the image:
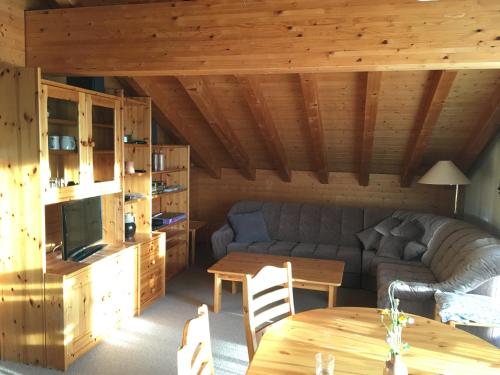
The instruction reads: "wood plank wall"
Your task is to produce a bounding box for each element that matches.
[0,65,45,365]
[0,1,26,67]
[190,168,455,238]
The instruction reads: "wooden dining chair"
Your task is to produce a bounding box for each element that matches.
[177,304,215,375]
[242,261,295,361]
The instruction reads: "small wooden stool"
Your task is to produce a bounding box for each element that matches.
[189,220,207,265]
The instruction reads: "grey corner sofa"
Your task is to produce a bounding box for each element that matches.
[211,200,500,345]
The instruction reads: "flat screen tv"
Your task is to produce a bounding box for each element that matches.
[62,196,102,261]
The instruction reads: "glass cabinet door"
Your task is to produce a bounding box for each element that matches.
[45,87,84,189]
[90,95,119,184]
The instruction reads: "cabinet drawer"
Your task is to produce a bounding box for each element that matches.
[140,239,160,260]
[140,265,163,305]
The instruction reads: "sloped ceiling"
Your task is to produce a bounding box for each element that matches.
[124,70,500,185]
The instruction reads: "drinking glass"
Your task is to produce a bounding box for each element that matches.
[316,352,335,375]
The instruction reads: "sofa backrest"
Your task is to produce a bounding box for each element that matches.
[228,201,394,247]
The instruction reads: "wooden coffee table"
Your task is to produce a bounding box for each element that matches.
[207,252,344,313]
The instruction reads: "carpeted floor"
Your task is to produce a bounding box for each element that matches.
[0,266,376,375]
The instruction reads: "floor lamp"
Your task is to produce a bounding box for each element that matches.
[418,160,471,216]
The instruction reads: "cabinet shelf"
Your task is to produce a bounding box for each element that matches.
[152,217,187,232]
[93,149,114,154]
[49,149,77,155]
[152,188,187,198]
[93,122,114,129]
[152,168,187,175]
[124,143,149,148]
[48,118,77,126]
[125,172,148,177]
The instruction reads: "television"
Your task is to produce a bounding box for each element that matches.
[62,196,103,261]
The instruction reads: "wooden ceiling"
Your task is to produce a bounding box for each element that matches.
[26,1,500,186]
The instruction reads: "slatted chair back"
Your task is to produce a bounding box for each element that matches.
[242,261,295,361]
[177,304,215,375]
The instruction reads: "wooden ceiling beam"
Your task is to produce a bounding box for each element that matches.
[456,85,500,172]
[178,76,256,181]
[236,75,291,182]
[25,1,500,76]
[359,72,382,186]
[122,77,221,179]
[400,70,457,187]
[299,73,329,184]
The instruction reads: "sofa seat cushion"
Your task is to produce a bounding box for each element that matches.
[312,244,361,274]
[268,241,297,256]
[227,242,250,253]
[248,241,276,253]
[363,250,422,277]
[290,243,317,258]
[377,262,437,308]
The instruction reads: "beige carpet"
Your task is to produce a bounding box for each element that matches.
[0,266,376,375]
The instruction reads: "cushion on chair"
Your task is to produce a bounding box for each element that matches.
[228,210,271,243]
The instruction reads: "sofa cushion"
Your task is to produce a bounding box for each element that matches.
[228,211,271,243]
[277,203,301,242]
[364,208,395,229]
[319,205,342,245]
[403,241,427,261]
[336,246,362,274]
[340,207,364,247]
[268,241,297,256]
[248,241,275,253]
[377,234,406,259]
[291,243,317,258]
[390,219,423,241]
[363,250,421,277]
[375,217,402,236]
[299,204,322,244]
[227,242,250,253]
[314,244,339,260]
[357,227,381,251]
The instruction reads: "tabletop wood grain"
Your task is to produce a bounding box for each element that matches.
[247,307,500,375]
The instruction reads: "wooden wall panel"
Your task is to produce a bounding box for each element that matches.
[259,74,312,171]
[423,70,500,169]
[204,76,272,170]
[372,71,432,174]
[0,66,45,365]
[0,1,26,67]
[25,1,500,75]
[316,72,364,172]
[190,167,454,234]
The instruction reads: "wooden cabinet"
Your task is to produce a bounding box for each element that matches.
[45,245,137,370]
[40,80,123,205]
[131,232,166,315]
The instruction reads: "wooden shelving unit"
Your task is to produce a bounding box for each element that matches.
[151,144,190,280]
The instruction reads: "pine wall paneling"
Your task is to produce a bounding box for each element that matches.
[0,1,25,67]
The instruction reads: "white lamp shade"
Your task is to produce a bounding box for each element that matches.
[418,160,471,185]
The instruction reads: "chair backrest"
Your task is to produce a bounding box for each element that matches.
[242,261,295,361]
[177,304,215,375]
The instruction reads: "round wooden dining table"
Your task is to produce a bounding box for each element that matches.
[246,307,500,375]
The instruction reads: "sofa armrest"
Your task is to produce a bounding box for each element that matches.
[211,224,234,259]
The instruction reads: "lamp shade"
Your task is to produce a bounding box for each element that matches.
[418,161,470,185]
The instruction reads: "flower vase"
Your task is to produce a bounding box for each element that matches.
[383,353,408,375]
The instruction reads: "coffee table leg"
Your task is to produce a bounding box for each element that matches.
[231,281,237,294]
[213,274,222,313]
[328,286,337,308]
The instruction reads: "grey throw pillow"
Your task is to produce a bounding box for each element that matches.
[390,219,423,241]
[228,211,271,243]
[403,241,427,261]
[374,217,402,236]
[376,234,406,259]
[356,227,382,251]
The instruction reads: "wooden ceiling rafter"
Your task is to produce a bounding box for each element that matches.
[400,70,458,187]
[123,77,222,179]
[299,73,329,184]
[456,85,500,172]
[178,76,256,181]
[359,71,382,186]
[237,75,291,182]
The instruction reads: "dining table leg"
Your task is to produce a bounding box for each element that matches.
[328,285,337,308]
[213,273,222,313]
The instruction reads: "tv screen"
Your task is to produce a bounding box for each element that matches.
[62,196,102,260]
